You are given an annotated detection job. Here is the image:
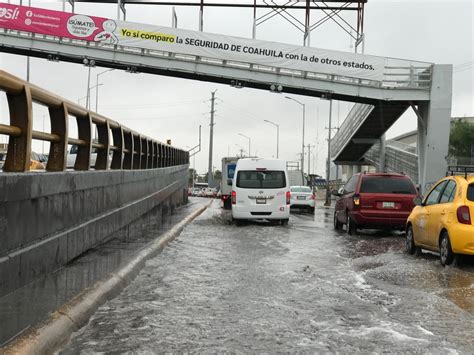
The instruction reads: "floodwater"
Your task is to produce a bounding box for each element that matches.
[63,200,474,353]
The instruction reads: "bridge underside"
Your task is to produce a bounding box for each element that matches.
[334,102,409,163]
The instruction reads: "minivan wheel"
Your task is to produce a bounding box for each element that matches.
[233,218,244,226]
[440,231,454,266]
[346,214,357,235]
[334,212,343,230]
[281,219,289,226]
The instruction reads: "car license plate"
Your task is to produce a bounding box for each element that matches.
[256,198,266,204]
[383,202,395,208]
[297,196,306,200]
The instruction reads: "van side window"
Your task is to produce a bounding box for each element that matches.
[343,175,358,194]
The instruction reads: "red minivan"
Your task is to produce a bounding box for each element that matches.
[333,173,418,234]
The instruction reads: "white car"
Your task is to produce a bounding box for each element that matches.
[290,186,315,212]
[230,158,290,225]
[67,145,98,169]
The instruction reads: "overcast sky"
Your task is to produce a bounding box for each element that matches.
[0,0,473,175]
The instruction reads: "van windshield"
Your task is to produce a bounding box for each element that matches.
[360,176,416,194]
[236,170,286,189]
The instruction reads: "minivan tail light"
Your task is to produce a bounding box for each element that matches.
[286,191,291,205]
[310,194,315,200]
[353,194,361,208]
[457,206,471,225]
[231,191,236,205]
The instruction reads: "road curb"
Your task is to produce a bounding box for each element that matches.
[2,200,212,355]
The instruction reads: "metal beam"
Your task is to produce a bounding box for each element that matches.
[72,0,363,9]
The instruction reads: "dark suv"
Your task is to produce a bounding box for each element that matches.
[333,173,418,234]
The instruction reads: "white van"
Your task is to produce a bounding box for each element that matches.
[230,158,290,225]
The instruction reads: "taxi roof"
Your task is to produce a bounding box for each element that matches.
[448,175,474,184]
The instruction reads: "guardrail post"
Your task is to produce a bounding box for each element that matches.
[74,113,92,170]
[123,130,133,169]
[165,145,170,167]
[140,137,148,169]
[4,85,32,172]
[46,102,68,171]
[111,126,124,169]
[147,140,153,168]
[133,134,141,169]
[158,143,164,167]
[152,142,158,168]
[95,120,110,170]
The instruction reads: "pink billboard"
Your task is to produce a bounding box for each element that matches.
[0,3,118,44]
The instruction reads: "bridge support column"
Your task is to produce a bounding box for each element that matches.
[418,64,452,194]
[379,134,386,172]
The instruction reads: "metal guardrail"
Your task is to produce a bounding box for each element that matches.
[1,29,433,92]
[0,70,188,172]
[331,103,374,158]
[364,141,419,183]
[385,139,417,154]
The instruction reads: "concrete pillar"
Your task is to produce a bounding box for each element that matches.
[418,64,453,194]
[379,134,386,172]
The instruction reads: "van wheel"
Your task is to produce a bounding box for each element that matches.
[440,231,454,266]
[233,218,244,226]
[281,219,289,226]
[346,214,357,235]
[334,212,343,231]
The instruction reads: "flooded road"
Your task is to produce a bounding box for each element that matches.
[63,200,474,353]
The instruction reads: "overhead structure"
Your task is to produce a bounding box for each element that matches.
[72,0,366,48]
[0,1,451,192]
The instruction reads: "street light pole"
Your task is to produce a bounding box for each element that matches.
[83,58,95,111]
[307,144,315,175]
[325,98,333,206]
[285,96,306,175]
[96,69,114,113]
[263,119,280,158]
[238,133,251,157]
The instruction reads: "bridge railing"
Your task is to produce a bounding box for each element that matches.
[1,28,433,91]
[364,141,419,183]
[0,70,188,172]
[330,103,374,159]
[383,58,432,89]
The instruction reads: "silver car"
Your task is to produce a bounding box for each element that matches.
[289,186,316,212]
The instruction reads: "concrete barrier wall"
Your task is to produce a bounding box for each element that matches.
[0,165,188,298]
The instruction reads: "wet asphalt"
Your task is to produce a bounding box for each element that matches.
[63,199,474,354]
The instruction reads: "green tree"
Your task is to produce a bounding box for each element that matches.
[213,170,222,181]
[449,120,474,158]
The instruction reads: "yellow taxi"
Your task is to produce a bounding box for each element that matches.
[406,167,474,266]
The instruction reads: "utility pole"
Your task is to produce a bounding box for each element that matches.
[307,144,315,176]
[208,90,216,187]
[324,97,333,207]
